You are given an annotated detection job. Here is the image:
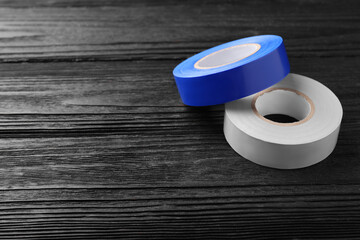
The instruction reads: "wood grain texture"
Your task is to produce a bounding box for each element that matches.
[0,0,358,239]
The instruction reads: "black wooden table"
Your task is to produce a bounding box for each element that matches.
[0,0,359,239]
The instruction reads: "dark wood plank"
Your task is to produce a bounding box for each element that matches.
[0,0,358,239]
[1,185,360,239]
[0,0,357,62]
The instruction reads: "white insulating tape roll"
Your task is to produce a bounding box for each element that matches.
[224,73,343,169]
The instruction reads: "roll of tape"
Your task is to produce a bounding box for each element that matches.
[173,35,290,106]
[224,73,343,169]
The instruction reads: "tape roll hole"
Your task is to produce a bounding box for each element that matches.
[194,43,261,69]
[253,88,313,125]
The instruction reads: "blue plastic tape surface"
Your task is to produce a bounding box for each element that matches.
[173,35,290,106]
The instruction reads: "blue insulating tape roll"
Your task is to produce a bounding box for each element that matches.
[173,35,290,106]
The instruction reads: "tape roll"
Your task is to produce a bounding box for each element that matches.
[173,35,290,106]
[224,73,343,169]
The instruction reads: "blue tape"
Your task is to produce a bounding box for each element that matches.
[173,35,290,106]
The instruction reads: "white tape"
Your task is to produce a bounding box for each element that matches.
[224,73,343,169]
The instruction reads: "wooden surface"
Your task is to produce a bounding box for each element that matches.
[0,0,359,239]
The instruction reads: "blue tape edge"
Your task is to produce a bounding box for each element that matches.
[173,35,290,106]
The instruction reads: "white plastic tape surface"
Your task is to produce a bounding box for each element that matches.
[224,73,343,169]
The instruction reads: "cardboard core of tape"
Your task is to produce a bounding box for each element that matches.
[251,87,315,126]
[194,43,261,69]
